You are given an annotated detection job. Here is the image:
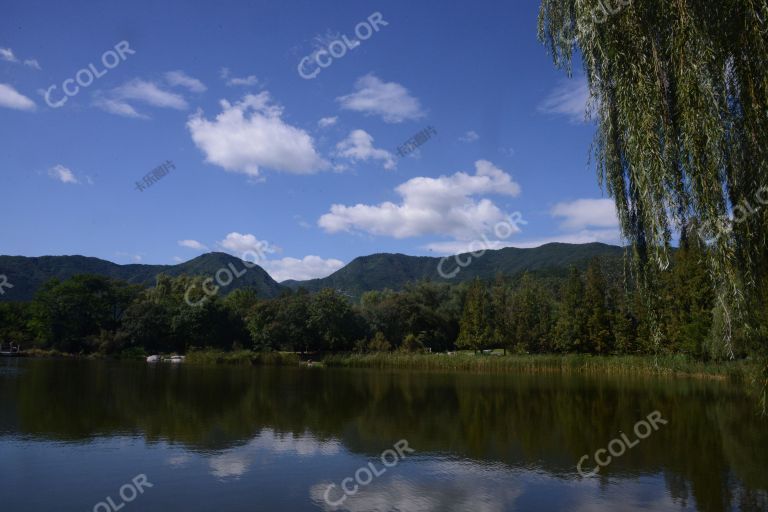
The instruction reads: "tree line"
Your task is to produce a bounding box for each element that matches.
[0,233,755,360]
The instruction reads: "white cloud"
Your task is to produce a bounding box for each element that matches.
[165,70,206,93]
[0,83,35,111]
[539,77,591,123]
[310,460,525,512]
[113,79,188,110]
[509,229,621,249]
[0,47,17,62]
[228,76,258,87]
[318,116,337,128]
[217,232,280,258]
[459,130,479,142]
[261,255,344,282]
[220,67,258,87]
[336,129,396,170]
[319,160,521,240]
[178,239,209,251]
[23,59,41,70]
[187,92,327,177]
[209,429,341,480]
[551,198,618,230]
[48,164,78,184]
[92,96,148,119]
[337,74,424,123]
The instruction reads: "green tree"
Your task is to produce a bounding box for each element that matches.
[538,0,768,358]
[456,279,492,352]
[584,259,612,354]
[508,273,553,353]
[553,266,587,352]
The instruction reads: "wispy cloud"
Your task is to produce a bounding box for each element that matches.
[459,130,479,143]
[178,239,209,251]
[220,67,258,87]
[92,95,148,119]
[0,83,35,111]
[539,77,591,123]
[23,59,41,70]
[0,47,18,63]
[165,70,206,93]
[114,79,188,110]
[337,74,425,123]
[48,164,79,184]
[318,116,337,128]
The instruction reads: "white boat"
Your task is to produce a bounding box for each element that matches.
[146,355,160,363]
[167,355,185,363]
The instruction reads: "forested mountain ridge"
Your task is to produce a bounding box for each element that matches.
[284,242,626,296]
[0,242,625,301]
[0,252,283,301]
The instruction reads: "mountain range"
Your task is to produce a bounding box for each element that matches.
[0,242,625,302]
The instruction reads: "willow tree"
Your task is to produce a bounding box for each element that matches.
[538,0,768,369]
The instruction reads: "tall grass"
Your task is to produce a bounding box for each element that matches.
[322,353,750,381]
[185,350,300,366]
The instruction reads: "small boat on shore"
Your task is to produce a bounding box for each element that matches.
[0,343,23,357]
[146,354,185,363]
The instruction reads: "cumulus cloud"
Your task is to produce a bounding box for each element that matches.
[261,255,344,282]
[319,160,521,240]
[459,130,479,143]
[217,232,280,258]
[165,70,206,93]
[48,164,78,184]
[337,74,424,123]
[318,116,338,128]
[539,77,591,123]
[551,198,619,230]
[178,239,209,251]
[187,92,327,176]
[336,129,396,170]
[0,83,35,111]
[113,79,188,110]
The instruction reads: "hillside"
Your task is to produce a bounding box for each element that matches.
[0,252,284,301]
[0,243,626,302]
[283,243,626,297]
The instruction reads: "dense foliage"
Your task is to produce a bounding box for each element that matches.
[538,0,768,362]
[0,246,749,361]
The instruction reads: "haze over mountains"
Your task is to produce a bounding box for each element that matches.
[0,243,625,301]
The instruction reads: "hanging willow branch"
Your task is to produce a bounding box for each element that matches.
[538,0,768,359]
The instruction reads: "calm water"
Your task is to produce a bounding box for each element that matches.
[0,359,766,512]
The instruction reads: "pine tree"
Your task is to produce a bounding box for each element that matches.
[584,258,613,354]
[554,266,587,353]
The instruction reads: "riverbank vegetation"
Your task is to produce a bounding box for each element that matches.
[0,232,760,375]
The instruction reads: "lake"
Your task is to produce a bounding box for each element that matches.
[0,358,766,511]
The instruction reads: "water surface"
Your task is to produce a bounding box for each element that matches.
[0,358,766,511]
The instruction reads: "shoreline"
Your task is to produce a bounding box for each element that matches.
[11,349,755,382]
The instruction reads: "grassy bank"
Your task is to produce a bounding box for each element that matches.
[185,350,301,366]
[321,353,751,381]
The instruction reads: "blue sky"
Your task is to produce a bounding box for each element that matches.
[0,0,620,281]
